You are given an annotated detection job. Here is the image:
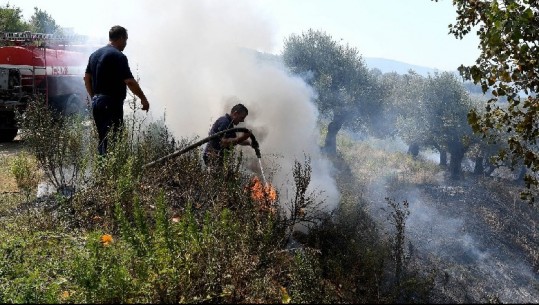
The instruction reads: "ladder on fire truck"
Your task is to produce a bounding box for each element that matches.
[0,31,87,98]
[0,31,86,47]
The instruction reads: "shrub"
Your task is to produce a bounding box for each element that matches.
[0,94,437,303]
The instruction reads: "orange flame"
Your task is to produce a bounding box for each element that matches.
[249,176,277,214]
[250,176,277,202]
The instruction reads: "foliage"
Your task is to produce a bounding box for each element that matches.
[385,70,480,178]
[422,72,476,178]
[282,29,386,154]
[385,198,410,283]
[29,7,59,34]
[0,94,437,303]
[302,198,390,302]
[444,0,539,202]
[0,4,59,34]
[384,71,429,147]
[283,29,367,114]
[282,156,331,239]
[17,97,92,196]
[0,230,76,303]
[0,3,30,32]
[9,151,40,200]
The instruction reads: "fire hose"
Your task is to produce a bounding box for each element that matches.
[143,127,261,169]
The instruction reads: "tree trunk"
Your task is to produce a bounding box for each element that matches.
[439,150,447,167]
[448,144,466,180]
[323,113,345,155]
[407,143,420,158]
[474,156,484,175]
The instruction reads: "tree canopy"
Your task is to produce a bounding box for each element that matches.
[0,3,30,32]
[282,29,385,154]
[0,4,58,33]
[385,71,478,178]
[29,7,59,34]
[443,0,539,201]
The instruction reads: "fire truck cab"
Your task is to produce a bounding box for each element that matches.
[0,31,90,142]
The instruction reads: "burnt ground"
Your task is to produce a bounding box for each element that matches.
[364,174,539,303]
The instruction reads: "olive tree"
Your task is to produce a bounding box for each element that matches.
[390,71,477,179]
[443,0,539,201]
[384,71,430,159]
[423,72,477,179]
[282,29,384,154]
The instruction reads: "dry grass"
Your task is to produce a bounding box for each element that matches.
[0,154,19,194]
[339,138,442,189]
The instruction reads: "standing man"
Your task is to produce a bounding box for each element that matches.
[203,103,252,172]
[84,25,150,155]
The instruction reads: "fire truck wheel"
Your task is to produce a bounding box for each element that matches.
[0,128,17,142]
[63,94,85,116]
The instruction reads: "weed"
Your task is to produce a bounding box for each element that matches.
[385,197,410,284]
[0,93,437,303]
[9,152,40,201]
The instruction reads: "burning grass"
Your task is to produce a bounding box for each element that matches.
[249,175,277,213]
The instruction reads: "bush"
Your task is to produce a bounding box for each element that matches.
[0,96,436,303]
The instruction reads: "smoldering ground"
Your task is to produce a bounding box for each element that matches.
[364,163,539,303]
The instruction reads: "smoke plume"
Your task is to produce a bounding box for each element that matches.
[84,0,340,212]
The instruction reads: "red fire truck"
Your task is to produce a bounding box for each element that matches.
[0,31,90,142]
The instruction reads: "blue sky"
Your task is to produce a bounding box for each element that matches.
[12,0,479,71]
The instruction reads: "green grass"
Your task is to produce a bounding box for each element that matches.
[0,154,19,194]
[0,103,436,303]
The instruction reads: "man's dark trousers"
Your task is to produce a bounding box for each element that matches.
[92,95,124,155]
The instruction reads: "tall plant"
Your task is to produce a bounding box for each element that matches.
[17,97,93,196]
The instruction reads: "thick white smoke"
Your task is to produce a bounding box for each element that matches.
[84,0,340,212]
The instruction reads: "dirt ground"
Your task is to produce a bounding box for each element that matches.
[364,175,539,303]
